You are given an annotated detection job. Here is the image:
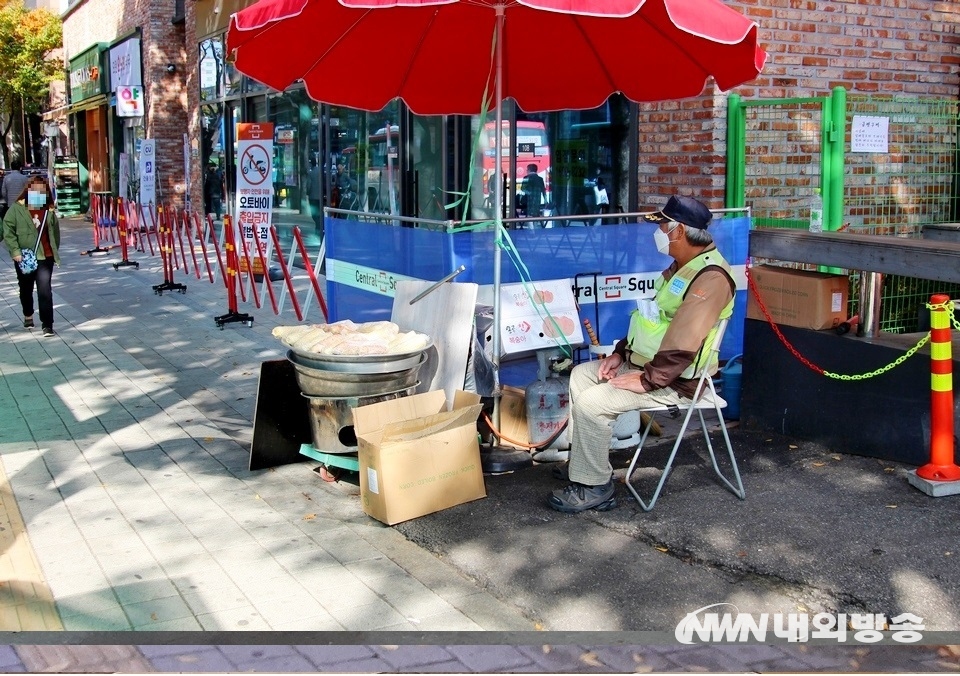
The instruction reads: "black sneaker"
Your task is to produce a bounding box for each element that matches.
[41,326,56,338]
[23,316,34,329]
[548,479,616,513]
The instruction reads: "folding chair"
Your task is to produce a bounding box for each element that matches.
[624,318,745,511]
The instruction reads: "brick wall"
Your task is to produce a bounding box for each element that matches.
[636,0,960,210]
[64,0,190,208]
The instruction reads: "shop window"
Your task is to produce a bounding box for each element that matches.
[467,98,633,224]
[199,38,223,101]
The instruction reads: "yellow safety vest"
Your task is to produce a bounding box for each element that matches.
[626,249,735,379]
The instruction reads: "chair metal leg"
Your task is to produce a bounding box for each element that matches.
[625,400,700,512]
[700,391,745,499]
[624,375,745,511]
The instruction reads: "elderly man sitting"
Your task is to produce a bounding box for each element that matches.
[548,195,736,513]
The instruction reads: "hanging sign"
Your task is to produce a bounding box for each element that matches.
[235,122,274,276]
[116,85,143,117]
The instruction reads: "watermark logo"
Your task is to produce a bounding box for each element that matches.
[675,604,925,644]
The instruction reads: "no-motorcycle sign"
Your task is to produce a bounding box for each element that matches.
[235,123,274,273]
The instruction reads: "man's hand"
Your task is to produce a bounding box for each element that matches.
[12,254,21,263]
[597,353,623,381]
[609,370,647,393]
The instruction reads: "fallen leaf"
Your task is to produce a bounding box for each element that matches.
[737,550,748,557]
[541,646,551,655]
[655,546,668,553]
[303,514,316,521]
[831,454,842,460]
[255,494,262,500]
[884,467,894,472]
[812,462,826,467]
[204,437,214,442]
[788,444,798,449]
[580,652,603,667]
[885,504,898,509]
[150,612,158,621]
[534,622,545,631]
[765,438,772,442]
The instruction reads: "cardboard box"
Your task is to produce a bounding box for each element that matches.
[354,390,486,525]
[746,264,849,330]
[495,385,530,446]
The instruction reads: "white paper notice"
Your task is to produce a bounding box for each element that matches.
[851,115,889,153]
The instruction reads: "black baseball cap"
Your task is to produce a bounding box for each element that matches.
[641,195,713,229]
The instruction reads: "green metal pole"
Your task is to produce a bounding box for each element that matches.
[829,85,847,233]
[820,92,832,224]
[725,94,740,208]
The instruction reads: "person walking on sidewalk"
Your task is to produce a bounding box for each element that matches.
[548,195,735,513]
[3,175,60,337]
[1,159,30,220]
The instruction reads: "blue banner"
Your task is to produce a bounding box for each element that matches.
[324,216,750,361]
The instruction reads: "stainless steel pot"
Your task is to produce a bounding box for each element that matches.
[290,354,425,398]
[287,340,431,374]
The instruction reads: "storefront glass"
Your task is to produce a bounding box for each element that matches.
[468,100,630,225]
[199,38,222,101]
[267,88,317,227]
[326,102,400,215]
[198,32,634,230]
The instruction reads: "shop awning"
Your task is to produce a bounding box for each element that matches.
[65,94,109,115]
[41,103,71,120]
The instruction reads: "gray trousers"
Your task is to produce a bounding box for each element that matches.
[568,360,687,486]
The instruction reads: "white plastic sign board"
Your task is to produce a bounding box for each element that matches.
[235,123,273,253]
[498,279,585,354]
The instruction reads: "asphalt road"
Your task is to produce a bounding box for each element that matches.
[395,425,960,633]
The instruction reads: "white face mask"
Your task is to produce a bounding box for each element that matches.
[27,191,46,208]
[653,222,679,254]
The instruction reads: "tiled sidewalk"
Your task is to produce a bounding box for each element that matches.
[0,219,532,633]
[1,642,957,673]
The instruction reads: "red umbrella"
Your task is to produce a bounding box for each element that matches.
[227,0,766,428]
[228,0,767,115]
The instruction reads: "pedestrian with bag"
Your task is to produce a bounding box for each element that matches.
[3,175,60,337]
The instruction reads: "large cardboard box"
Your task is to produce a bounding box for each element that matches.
[354,390,486,525]
[746,264,849,330]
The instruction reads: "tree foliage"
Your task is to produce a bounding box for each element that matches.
[0,0,62,161]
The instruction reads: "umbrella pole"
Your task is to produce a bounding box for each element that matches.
[479,6,530,474]
[491,5,505,441]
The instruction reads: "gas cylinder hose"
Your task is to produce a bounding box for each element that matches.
[481,411,569,451]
